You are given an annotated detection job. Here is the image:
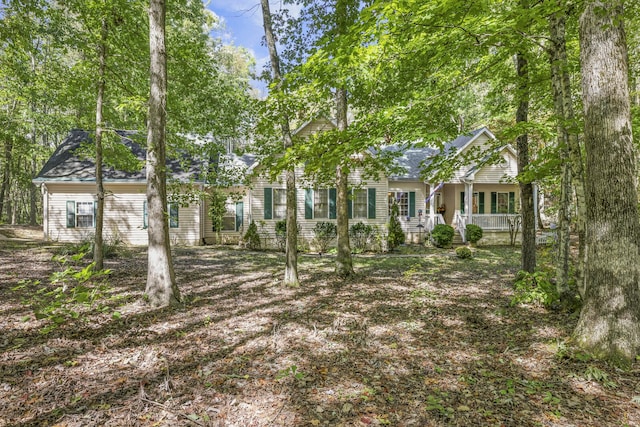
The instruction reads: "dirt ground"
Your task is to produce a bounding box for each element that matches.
[0,227,639,426]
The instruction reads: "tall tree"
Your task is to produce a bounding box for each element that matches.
[261,0,299,287]
[145,0,180,307]
[548,5,586,303]
[93,16,107,270]
[574,0,640,364]
[333,0,354,278]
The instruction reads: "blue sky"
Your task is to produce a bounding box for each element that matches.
[204,1,301,93]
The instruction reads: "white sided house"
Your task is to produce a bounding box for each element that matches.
[34,122,523,248]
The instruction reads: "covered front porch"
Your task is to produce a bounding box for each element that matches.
[423,182,524,244]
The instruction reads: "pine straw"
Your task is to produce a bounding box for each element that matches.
[0,240,638,427]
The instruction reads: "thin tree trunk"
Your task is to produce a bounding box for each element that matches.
[94,18,107,271]
[334,0,354,278]
[574,0,640,364]
[549,10,572,303]
[335,87,354,277]
[30,157,37,225]
[145,0,180,307]
[260,0,299,286]
[0,138,12,223]
[550,7,587,299]
[515,49,536,273]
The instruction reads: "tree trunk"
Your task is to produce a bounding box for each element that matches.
[549,10,572,303]
[0,138,13,223]
[335,87,354,277]
[515,49,536,273]
[574,0,640,364]
[30,157,37,226]
[145,0,180,307]
[94,18,107,271]
[549,7,587,299]
[260,0,299,286]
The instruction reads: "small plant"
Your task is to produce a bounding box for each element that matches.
[455,246,472,259]
[14,253,114,333]
[243,220,261,250]
[276,364,305,381]
[511,270,558,308]
[312,221,337,253]
[431,224,454,248]
[275,219,301,252]
[349,221,374,252]
[275,219,287,252]
[465,223,483,244]
[387,203,405,251]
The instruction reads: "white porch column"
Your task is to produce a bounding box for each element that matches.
[429,183,436,223]
[463,181,473,224]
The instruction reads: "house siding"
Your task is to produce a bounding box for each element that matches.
[44,182,201,245]
[249,166,388,249]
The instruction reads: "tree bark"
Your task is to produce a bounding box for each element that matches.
[0,137,12,223]
[574,0,640,364]
[549,10,572,303]
[335,87,354,277]
[145,0,180,307]
[334,0,354,278]
[260,0,299,286]
[515,50,536,273]
[549,7,587,299]
[94,18,107,271]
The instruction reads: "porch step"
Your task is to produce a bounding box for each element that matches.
[453,233,464,244]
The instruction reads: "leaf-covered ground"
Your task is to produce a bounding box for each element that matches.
[1,227,639,426]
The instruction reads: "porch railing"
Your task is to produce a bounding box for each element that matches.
[454,211,467,243]
[425,214,446,232]
[470,214,521,230]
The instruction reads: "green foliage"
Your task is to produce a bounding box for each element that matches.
[465,223,483,244]
[312,221,337,253]
[274,219,300,252]
[349,221,374,252]
[431,224,454,248]
[14,253,114,333]
[243,221,261,250]
[455,246,473,259]
[387,203,405,251]
[57,233,124,259]
[511,270,558,308]
[209,189,228,234]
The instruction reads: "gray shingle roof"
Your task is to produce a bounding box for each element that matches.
[384,127,489,180]
[34,130,204,183]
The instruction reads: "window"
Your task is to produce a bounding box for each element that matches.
[353,189,368,219]
[388,191,408,217]
[496,192,509,214]
[222,202,236,231]
[490,191,515,214]
[263,188,285,220]
[314,189,330,219]
[142,201,180,228]
[273,188,286,219]
[66,201,95,228]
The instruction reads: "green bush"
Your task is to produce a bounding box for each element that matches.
[511,270,559,308]
[387,203,405,251]
[349,221,374,252]
[275,219,301,252]
[313,221,337,253]
[431,224,454,248]
[275,219,287,252]
[243,221,261,250]
[465,223,483,244]
[455,246,472,259]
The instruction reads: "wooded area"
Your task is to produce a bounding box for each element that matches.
[2,0,640,423]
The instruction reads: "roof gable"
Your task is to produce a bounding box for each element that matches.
[34,130,204,183]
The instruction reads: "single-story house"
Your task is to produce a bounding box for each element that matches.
[33,121,523,248]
